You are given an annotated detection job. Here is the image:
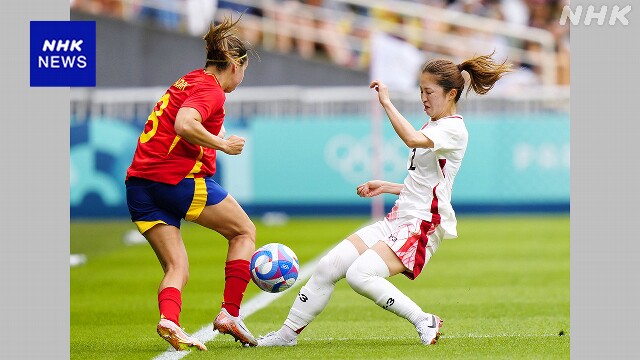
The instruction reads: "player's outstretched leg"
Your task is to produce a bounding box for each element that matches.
[157,318,208,351]
[257,239,361,346]
[345,247,443,345]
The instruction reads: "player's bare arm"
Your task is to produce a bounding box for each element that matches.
[357,180,404,197]
[174,107,244,155]
[370,80,434,149]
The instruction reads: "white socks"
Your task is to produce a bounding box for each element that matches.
[279,242,428,340]
[282,240,360,333]
[346,249,427,326]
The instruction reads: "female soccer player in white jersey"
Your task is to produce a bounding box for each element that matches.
[257,53,511,346]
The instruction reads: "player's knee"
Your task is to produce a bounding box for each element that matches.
[347,249,389,295]
[313,253,344,285]
[345,258,370,294]
[228,228,256,255]
[236,220,256,242]
[313,239,361,285]
[246,221,257,241]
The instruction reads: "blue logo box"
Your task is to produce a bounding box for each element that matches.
[30,21,96,87]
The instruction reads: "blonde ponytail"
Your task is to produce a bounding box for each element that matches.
[203,16,248,69]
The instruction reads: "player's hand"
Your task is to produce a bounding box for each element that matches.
[223,135,245,155]
[357,180,386,197]
[217,124,226,138]
[370,80,390,105]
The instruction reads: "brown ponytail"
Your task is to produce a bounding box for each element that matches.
[203,16,248,70]
[422,52,512,102]
[458,52,512,97]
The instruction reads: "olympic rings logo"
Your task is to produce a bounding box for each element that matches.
[323,134,408,184]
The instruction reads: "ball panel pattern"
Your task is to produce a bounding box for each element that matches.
[250,243,300,293]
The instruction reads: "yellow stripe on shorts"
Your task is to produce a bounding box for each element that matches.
[134,220,167,234]
[185,177,207,221]
[186,146,205,178]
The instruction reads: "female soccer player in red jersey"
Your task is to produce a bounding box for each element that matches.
[258,53,511,347]
[125,17,258,350]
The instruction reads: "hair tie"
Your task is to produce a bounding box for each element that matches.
[206,53,247,63]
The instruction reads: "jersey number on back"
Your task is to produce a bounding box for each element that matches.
[139,93,170,143]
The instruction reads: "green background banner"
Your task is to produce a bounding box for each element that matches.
[245,114,569,205]
[70,113,569,216]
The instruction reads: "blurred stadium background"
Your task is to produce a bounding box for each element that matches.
[70,0,569,219]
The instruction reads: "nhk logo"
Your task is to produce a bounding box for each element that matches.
[30,21,96,87]
[39,39,87,68]
[559,5,632,26]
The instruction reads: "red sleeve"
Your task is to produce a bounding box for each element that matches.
[182,84,224,123]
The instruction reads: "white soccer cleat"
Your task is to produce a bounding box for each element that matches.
[257,331,297,347]
[156,318,207,351]
[213,308,258,347]
[416,314,443,345]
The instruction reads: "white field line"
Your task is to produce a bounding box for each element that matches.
[153,245,567,360]
[152,256,322,360]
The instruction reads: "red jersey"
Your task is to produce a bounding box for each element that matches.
[126,69,225,185]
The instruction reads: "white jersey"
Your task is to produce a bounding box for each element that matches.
[389,115,468,239]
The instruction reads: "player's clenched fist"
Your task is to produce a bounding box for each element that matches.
[357,180,385,197]
[224,135,245,155]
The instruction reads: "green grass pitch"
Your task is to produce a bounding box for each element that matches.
[71,215,569,359]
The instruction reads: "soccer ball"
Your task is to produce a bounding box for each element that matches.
[250,243,299,293]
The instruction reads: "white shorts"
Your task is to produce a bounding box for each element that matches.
[354,216,444,280]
